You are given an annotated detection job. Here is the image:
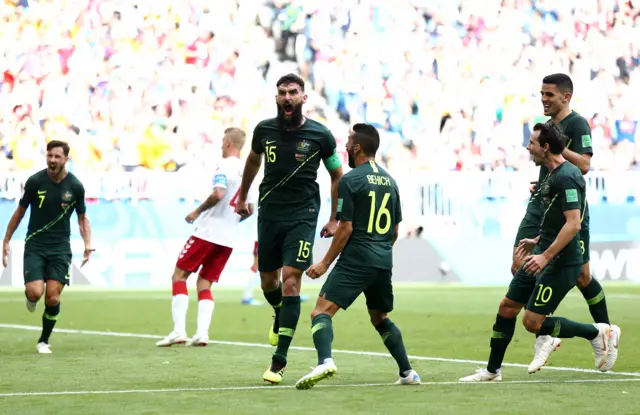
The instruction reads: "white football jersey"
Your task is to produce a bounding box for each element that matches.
[192,156,253,249]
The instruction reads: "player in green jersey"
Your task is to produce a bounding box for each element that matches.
[2,140,93,354]
[235,73,343,384]
[295,123,420,390]
[512,73,616,371]
[460,123,619,382]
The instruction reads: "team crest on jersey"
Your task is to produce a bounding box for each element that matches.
[541,183,551,204]
[295,153,307,162]
[296,140,310,153]
[62,191,73,202]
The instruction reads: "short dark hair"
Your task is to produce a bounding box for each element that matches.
[46,140,70,157]
[352,123,380,157]
[532,123,565,154]
[276,73,305,91]
[542,73,573,94]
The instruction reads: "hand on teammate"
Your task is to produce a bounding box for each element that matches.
[185,210,200,224]
[2,240,9,267]
[81,247,95,268]
[306,261,329,279]
[320,219,338,238]
[515,236,540,260]
[522,254,549,276]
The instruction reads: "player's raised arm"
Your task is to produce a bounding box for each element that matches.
[320,132,343,238]
[561,119,592,175]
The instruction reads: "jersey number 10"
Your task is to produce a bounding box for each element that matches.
[367,191,391,235]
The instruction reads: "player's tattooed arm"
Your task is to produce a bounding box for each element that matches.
[186,188,226,224]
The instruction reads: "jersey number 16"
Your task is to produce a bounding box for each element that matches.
[367,191,391,235]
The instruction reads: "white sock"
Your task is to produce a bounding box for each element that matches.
[196,290,215,337]
[243,269,258,300]
[172,281,189,335]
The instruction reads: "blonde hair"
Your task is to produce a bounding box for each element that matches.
[224,127,246,149]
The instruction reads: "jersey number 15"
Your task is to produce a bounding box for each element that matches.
[367,191,391,235]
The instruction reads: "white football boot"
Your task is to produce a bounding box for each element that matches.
[459,368,502,382]
[295,359,338,390]
[187,334,209,347]
[155,331,188,347]
[528,335,562,374]
[600,325,621,372]
[590,323,611,370]
[395,370,421,385]
[36,342,52,354]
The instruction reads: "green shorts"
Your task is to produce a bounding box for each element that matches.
[579,221,590,264]
[319,262,394,313]
[506,261,581,316]
[257,216,317,272]
[23,249,72,286]
[513,217,539,248]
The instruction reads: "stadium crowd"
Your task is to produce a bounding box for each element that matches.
[1,0,639,177]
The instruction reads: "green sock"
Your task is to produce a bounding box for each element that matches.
[376,319,412,376]
[487,314,516,373]
[539,317,599,340]
[273,296,300,363]
[311,314,333,365]
[263,282,282,334]
[38,303,60,344]
[580,278,610,324]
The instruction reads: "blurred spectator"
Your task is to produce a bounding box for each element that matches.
[1,0,639,175]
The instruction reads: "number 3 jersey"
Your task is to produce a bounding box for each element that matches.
[335,161,402,270]
[192,156,255,249]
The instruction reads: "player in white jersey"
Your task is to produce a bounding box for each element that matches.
[157,128,255,347]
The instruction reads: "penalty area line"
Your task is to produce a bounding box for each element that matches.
[1,378,640,398]
[0,323,638,378]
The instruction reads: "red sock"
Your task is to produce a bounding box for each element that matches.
[198,289,213,301]
[172,281,188,296]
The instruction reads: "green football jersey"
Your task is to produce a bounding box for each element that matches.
[534,162,585,266]
[335,161,402,270]
[19,169,86,254]
[525,111,593,224]
[251,117,338,221]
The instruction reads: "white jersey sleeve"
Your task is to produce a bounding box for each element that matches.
[192,156,246,249]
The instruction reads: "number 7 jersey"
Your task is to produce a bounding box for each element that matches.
[192,156,255,249]
[335,160,402,270]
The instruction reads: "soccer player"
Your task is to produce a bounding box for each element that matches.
[156,127,255,347]
[460,124,619,382]
[2,140,92,354]
[512,73,618,372]
[295,124,420,390]
[235,73,343,384]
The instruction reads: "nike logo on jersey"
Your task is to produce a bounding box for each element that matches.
[266,140,276,145]
[37,190,46,194]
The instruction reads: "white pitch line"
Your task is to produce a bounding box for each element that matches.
[1,378,639,398]
[1,323,638,378]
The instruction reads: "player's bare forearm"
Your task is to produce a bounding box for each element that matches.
[3,206,26,243]
[328,167,343,220]
[78,214,92,249]
[239,151,262,199]
[542,210,581,260]
[321,221,352,266]
[392,224,399,246]
[197,189,224,213]
[562,148,591,175]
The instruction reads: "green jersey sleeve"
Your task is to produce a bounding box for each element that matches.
[567,118,593,156]
[336,177,354,222]
[394,183,402,224]
[321,129,341,171]
[558,175,582,213]
[75,180,87,215]
[19,176,35,209]
[251,122,266,154]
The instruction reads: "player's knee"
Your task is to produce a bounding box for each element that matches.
[281,275,300,296]
[522,314,543,334]
[576,264,591,289]
[25,286,44,303]
[369,312,387,328]
[260,271,279,291]
[44,292,60,306]
[172,267,190,282]
[498,297,521,319]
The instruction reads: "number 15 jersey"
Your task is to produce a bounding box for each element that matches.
[336,160,402,270]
